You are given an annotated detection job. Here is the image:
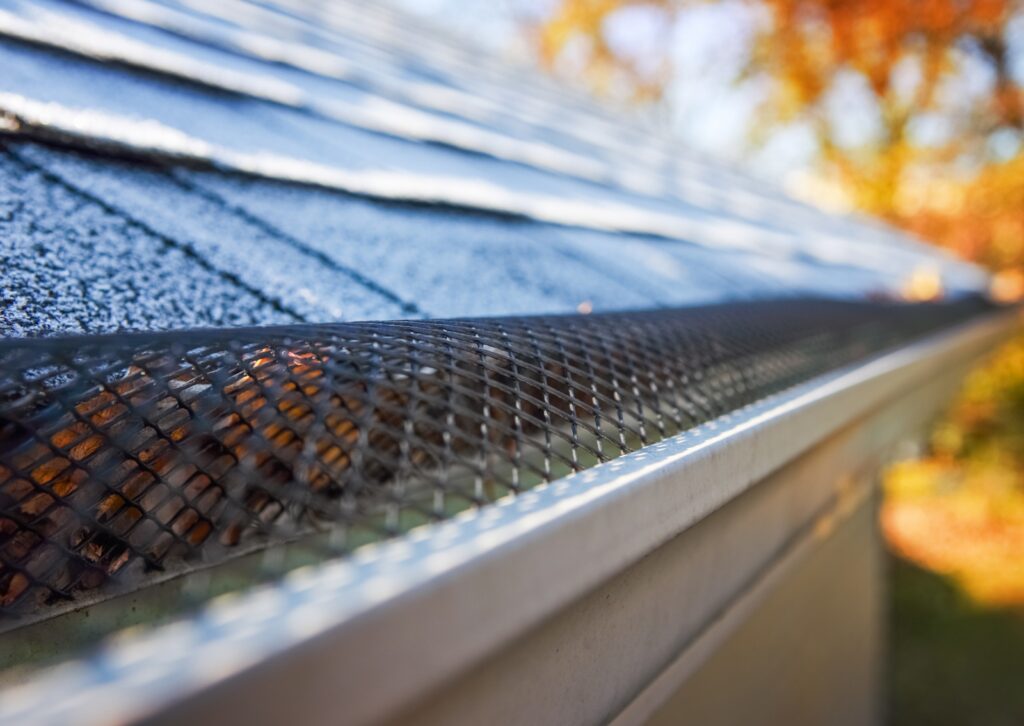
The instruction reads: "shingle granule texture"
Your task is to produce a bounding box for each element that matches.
[0,150,294,337]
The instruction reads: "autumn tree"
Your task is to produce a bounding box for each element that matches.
[536,0,1024,284]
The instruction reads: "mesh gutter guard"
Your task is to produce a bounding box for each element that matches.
[0,300,1015,726]
[0,297,996,632]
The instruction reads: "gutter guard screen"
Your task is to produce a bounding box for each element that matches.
[0,297,993,630]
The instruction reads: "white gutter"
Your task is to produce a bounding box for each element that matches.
[0,307,1016,725]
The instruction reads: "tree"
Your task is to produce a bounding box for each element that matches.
[536,0,1024,279]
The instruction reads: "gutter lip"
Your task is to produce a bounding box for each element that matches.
[0,306,1017,726]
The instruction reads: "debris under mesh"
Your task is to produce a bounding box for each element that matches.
[0,297,993,629]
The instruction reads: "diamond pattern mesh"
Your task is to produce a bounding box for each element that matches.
[0,298,992,629]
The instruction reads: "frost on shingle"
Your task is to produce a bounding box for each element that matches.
[0,38,579,199]
[0,37,825,266]
[16,144,410,323]
[0,0,991,325]
[0,33,988,299]
[0,150,293,337]
[182,171,661,317]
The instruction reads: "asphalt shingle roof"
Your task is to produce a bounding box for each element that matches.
[0,0,989,338]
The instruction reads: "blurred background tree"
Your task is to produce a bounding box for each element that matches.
[535,0,1024,283]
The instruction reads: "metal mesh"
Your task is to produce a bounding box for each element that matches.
[0,297,992,629]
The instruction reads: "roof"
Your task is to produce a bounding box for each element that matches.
[0,0,989,339]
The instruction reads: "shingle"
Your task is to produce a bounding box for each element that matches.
[0,149,292,336]
[0,0,991,339]
[0,35,859,269]
[15,143,410,323]
[183,171,661,317]
[0,30,986,298]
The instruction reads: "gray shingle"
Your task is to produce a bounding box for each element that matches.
[184,170,660,317]
[0,149,292,336]
[15,143,410,323]
[0,0,990,340]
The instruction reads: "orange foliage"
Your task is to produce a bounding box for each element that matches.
[883,327,1024,604]
[538,0,670,100]
[884,456,1024,606]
